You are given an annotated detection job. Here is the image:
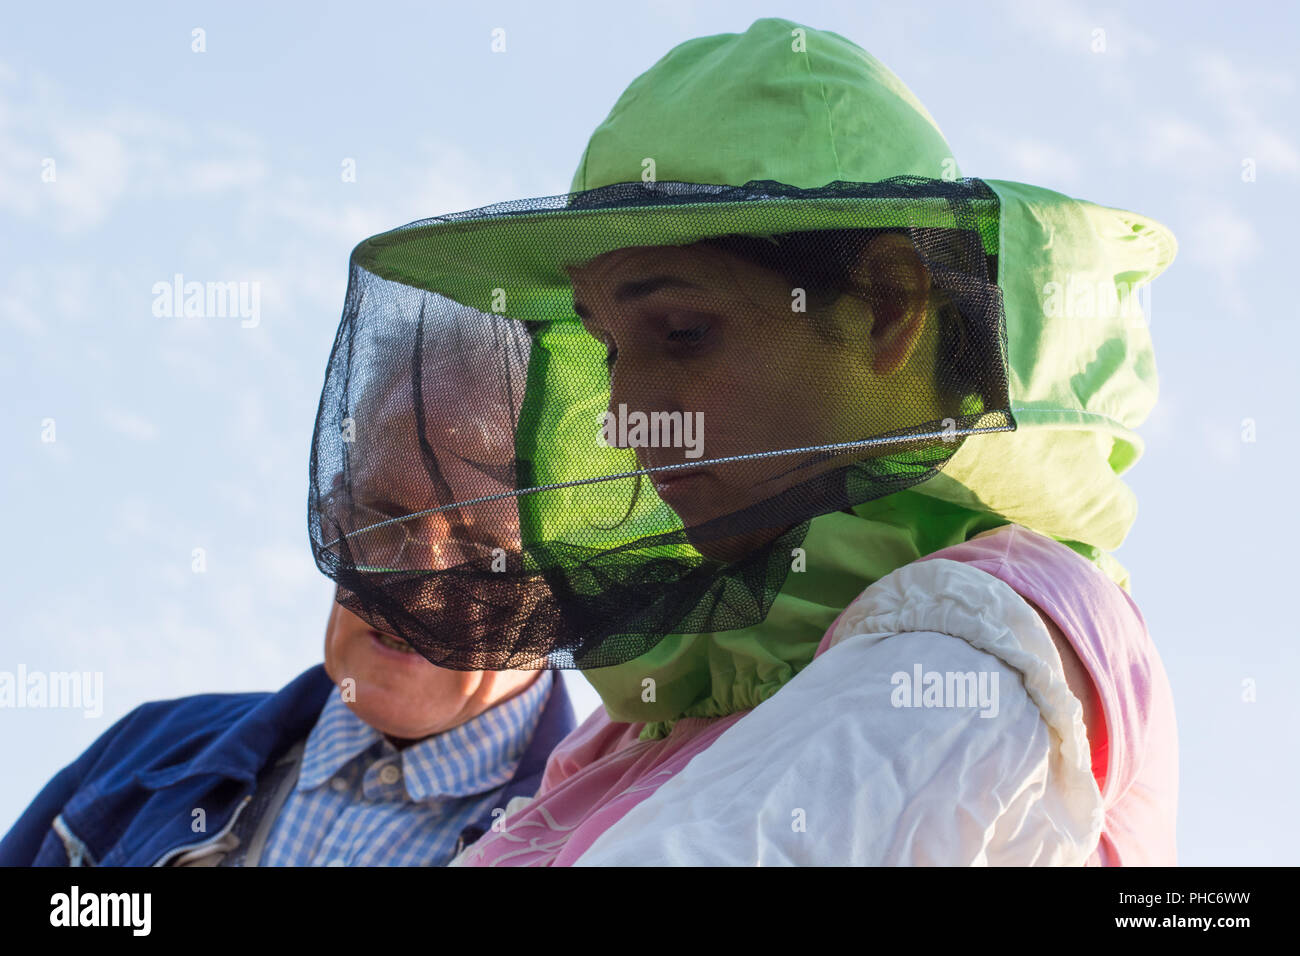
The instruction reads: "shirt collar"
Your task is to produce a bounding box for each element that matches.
[297,672,555,802]
[296,690,385,791]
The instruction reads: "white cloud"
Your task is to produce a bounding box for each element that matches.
[1140,388,1177,442]
[0,263,100,340]
[1138,51,1300,182]
[100,407,160,442]
[181,156,269,192]
[1142,116,1221,173]
[1195,52,1294,104]
[998,0,1158,58]
[0,58,525,260]
[0,65,273,234]
[994,136,1082,186]
[1202,418,1243,467]
[1249,128,1300,178]
[1184,199,1259,277]
[1192,53,1299,177]
[1182,199,1260,318]
[46,125,129,232]
[0,277,43,336]
[251,543,326,609]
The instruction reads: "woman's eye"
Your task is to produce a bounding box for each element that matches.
[666,323,711,346]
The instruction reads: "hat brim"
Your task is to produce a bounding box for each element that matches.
[351,177,1002,322]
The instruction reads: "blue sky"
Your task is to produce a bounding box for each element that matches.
[2,0,1297,864]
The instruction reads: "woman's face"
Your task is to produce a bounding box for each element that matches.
[566,236,940,556]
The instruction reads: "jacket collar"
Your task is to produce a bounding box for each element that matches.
[133,664,335,790]
[85,664,575,865]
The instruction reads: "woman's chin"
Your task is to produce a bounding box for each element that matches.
[686,526,785,564]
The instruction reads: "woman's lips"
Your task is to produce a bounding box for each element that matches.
[652,468,708,498]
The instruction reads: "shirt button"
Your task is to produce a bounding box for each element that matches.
[330,777,349,792]
[379,764,402,785]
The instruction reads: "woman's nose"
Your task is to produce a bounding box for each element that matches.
[605,364,668,443]
[608,348,680,413]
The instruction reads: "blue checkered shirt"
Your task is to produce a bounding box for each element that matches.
[260,671,553,866]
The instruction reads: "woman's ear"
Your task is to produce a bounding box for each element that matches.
[853,232,932,377]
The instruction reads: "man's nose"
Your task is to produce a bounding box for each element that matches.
[412,509,506,572]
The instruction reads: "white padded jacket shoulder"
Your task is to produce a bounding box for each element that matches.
[572,558,1105,866]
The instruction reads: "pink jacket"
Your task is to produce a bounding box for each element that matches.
[452,523,1178,866]
[911,524,1179,866]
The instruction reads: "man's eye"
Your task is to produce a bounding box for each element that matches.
[361,499,409,520]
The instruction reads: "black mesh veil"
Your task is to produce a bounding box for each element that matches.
[309,176,1014,670]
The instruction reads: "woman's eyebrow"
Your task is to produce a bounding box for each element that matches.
[614,275,700,301]
[572,275,700,320]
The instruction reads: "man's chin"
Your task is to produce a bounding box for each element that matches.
[341,679,449,740]
[346,647,443,694]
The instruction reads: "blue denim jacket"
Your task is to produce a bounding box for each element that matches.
[0,664,576,866]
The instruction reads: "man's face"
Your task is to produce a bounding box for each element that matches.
[319,332,539,741]
[322,596,537,743]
